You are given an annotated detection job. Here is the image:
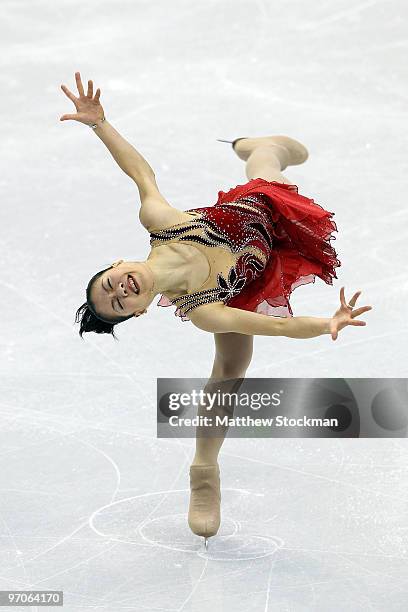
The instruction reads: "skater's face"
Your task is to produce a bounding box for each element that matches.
[89,260,154,322]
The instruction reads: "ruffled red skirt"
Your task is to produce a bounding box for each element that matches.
[214,178,341,317]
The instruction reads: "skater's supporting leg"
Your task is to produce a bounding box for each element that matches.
[192,332,254,466]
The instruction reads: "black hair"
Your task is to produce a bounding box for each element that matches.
[75,266,133,339]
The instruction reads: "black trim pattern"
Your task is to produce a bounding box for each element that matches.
[150,217,232,249]
[172,264,247,314]
[248,222,273,250]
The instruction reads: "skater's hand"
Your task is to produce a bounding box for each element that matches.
[329,287,372,341]
[59,71,105,126]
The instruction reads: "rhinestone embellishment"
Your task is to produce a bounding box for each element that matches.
[149,196,275,317]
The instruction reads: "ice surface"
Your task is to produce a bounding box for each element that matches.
[0,0,407,610]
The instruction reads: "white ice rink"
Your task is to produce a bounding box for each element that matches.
[1,0,408,610]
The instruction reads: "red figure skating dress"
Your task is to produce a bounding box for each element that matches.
[149,178,341,321]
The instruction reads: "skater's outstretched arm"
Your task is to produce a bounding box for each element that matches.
[189,287,372,342]
[59,71,180,230]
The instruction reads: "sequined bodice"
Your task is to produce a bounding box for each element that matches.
[149,195,276,317]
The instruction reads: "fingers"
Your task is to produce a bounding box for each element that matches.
[62,73,99,104]
[351,305,372,318]
[340,286,347,308]
[348,290,361,308]
[60,114,78,122]
[75,71,85,97]
[60,84,77,103]
[340,287,366,310]
[330,293,373,341]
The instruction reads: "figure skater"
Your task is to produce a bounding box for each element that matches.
[60,72,372,547]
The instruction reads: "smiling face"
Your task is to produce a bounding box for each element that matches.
[89,260,155,322]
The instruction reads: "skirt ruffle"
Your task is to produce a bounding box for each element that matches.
[220,179,341,317]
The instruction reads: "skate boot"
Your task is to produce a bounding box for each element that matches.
[217,135,309,169]
[188,464,221,547]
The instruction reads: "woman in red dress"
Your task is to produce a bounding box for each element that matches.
[61,72,372,546]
